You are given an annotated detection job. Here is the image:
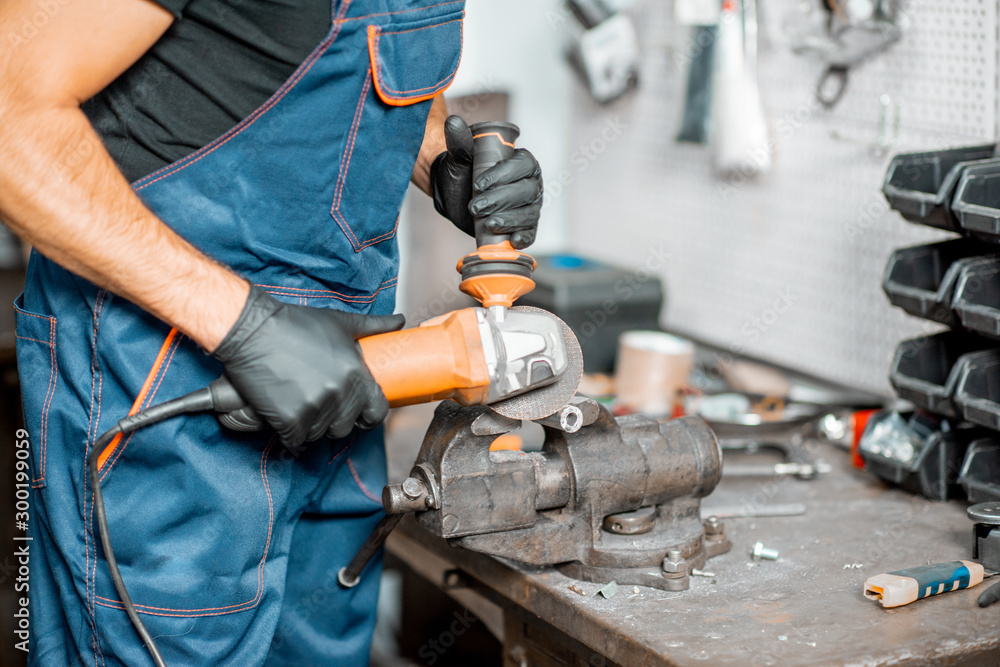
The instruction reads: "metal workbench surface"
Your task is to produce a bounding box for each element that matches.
[384,404,1000,666]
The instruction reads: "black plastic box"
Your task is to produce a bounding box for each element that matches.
[858,410,980,501]
[953,257,1000,339]
[959,439,1000,503]
[953,161,1000,243]
[882,239,995,325]
[882,144,997,231]
[514,254,664,373]
[890,332,994,418]
[954,349,1000,429]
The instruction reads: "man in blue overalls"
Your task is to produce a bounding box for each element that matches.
[0,0,542,664]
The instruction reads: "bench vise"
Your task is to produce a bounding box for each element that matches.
[379,397,731,591]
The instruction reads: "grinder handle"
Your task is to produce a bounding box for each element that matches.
[213,309,492,432]
[470,121,520,247]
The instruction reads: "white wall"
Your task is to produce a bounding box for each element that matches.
[449,0,573,252]
[567,0,999,395]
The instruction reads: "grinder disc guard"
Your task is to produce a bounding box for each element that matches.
[490,306,584,421]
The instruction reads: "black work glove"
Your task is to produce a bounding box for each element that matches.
[212,286,405,448]
[430,115,543,249]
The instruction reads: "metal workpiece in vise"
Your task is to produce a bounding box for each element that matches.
[378,397,731,592]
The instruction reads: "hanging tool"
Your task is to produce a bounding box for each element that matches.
[712,0,771,176]
[564,0,640,104]
[90,120,583,666]
[789,0,903,108]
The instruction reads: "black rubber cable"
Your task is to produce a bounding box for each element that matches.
[89,387,216,667]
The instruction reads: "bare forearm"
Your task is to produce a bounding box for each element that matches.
[411,94,449,195]
[0,100,248,351]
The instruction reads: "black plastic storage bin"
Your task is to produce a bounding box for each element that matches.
[954,349,1000,429]
[514,254,664,373]
[889,332,995,417]
[858,410,980,501]
[959,439,1000,502]
[882,144,997,231]
[953,256,1000,339]
[882,239,995,325]
[953,161,1000,242]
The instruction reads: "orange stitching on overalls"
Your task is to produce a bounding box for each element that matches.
[368,17,463,107]
[96,328,179,472]
[95,436,277,616]
[85,290,108,667]
[39,317,56,483]
[28,315,57,487]
[16,309,53,321]
[330,73,371,250]
[101,334,182,477]
[14,335,49,345]
[262,289,388,303]
[99,334,183,482]
[338,0,463,23]
[328,431,358,464]
[134,0,355,191]
[347,457,382,504]
[254,275,396,295]
[381,15,464,37]
[372,22,463,94]
[352,215,399,250]
[329,74,402,251]
[94,598,262,618]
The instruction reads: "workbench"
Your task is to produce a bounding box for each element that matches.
[384,403,1000,667]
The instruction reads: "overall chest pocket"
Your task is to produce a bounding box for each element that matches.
[330,11,463,251]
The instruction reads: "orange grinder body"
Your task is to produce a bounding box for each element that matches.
[358,309,490,408]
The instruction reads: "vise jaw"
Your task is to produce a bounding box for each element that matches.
[383,398,731,591]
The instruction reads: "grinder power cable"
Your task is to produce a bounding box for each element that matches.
[89,121,581,666]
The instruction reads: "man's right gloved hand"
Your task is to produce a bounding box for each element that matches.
[212,285,405,449]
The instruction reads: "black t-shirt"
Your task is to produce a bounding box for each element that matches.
[83,0,331,183]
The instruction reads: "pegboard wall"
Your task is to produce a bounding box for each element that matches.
[567,0,1000,396]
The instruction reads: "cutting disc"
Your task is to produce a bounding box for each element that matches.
[490,306,584,421]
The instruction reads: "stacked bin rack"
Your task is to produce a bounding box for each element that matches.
[872,144,1000,502]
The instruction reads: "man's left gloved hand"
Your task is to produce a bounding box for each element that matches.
[431,115,543,249]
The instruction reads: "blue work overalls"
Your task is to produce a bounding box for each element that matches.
[15,1,464,664]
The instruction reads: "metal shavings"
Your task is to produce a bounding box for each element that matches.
[598,581,619,599]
